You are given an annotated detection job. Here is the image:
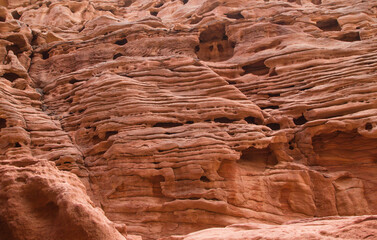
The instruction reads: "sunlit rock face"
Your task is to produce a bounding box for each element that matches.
[1,0,377,239]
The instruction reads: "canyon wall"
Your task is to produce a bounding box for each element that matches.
[1,0,377,239]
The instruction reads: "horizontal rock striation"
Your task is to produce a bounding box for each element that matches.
[1,0,377,239]
[162,215,377,240]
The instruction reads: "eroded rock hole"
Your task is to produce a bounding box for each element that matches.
[186,121,194,124]
[200,176,210,182]
[0,118,6,129]
[214,117,235,123]
[268,93,280,97]
[196,23,234,61]
[3,73,21,82]
[311,0,321,5]
[115,38,127,45]
[239,147,278,170]
[182,0,188,4]
[150,11,158,16]
[6,44,22,55]
[41,51,49,60]
[261,105,279,110]
[69,78,80,84]
[225,12,244,19]
[293,115,307,125]
[0,16,5,22]
[267,123,280,130]
[11,11,21,20]
[336,32,360,42]
[244,116,256,124]
[113,53,123,59]
[105,131,118,139]
[153,122,183,128]
[242,60,270,76]
[316,18,341,31]
[365,123,373,131]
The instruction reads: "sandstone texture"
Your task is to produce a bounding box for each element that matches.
[163,215,377,240]
[1,0,377,239]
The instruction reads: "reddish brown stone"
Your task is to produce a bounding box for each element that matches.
[1,0,377,239]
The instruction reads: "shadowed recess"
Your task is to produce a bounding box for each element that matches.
[242,60,270,76]
[0,118,6,129]
[316,18,341,31]
[3,73,21,82]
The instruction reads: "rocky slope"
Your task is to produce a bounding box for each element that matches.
[1,0,377,239]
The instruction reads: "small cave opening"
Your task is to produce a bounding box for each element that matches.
[113,53,123,60]
[266,123,281,130]
[365,123,373,131]
[2,73,21,82]
[242,60,270,76]
[0,16,5,22]
[6,44,22,55]
[69,78,80,84]
[336,32,361,42]
[316,18,341,31]
[151,175,165,197]
[238,147,278,171]
[214,117,236,123]
[153,122,184,128]
[14,142,21,148]
[200,176,210,182]
[105,131,118,140]
[150,11,158,16]
[196,23,234,62]
[293,115,308,125]
[11,11,21,20]
[0,118,6,129]
[225,12,244,20]
[41,51,49,60]
[186,121,194,124]
[182,0,188,4]
[115,38,128,46]
[244,116,256,124]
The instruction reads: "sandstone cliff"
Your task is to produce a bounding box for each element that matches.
[0,0,377,239]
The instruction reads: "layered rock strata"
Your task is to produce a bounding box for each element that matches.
[1,0,377,239]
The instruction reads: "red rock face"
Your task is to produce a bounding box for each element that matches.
[1,0,377,239]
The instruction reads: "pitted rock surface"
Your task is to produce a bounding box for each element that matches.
[1,0,377,239]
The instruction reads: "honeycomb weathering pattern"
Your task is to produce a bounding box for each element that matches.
[0,0,377,239]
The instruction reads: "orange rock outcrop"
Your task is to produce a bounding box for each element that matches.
[1,0,377,239]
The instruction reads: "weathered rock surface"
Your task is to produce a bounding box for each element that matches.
[1,0,377,239]
[162,215,377,240]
